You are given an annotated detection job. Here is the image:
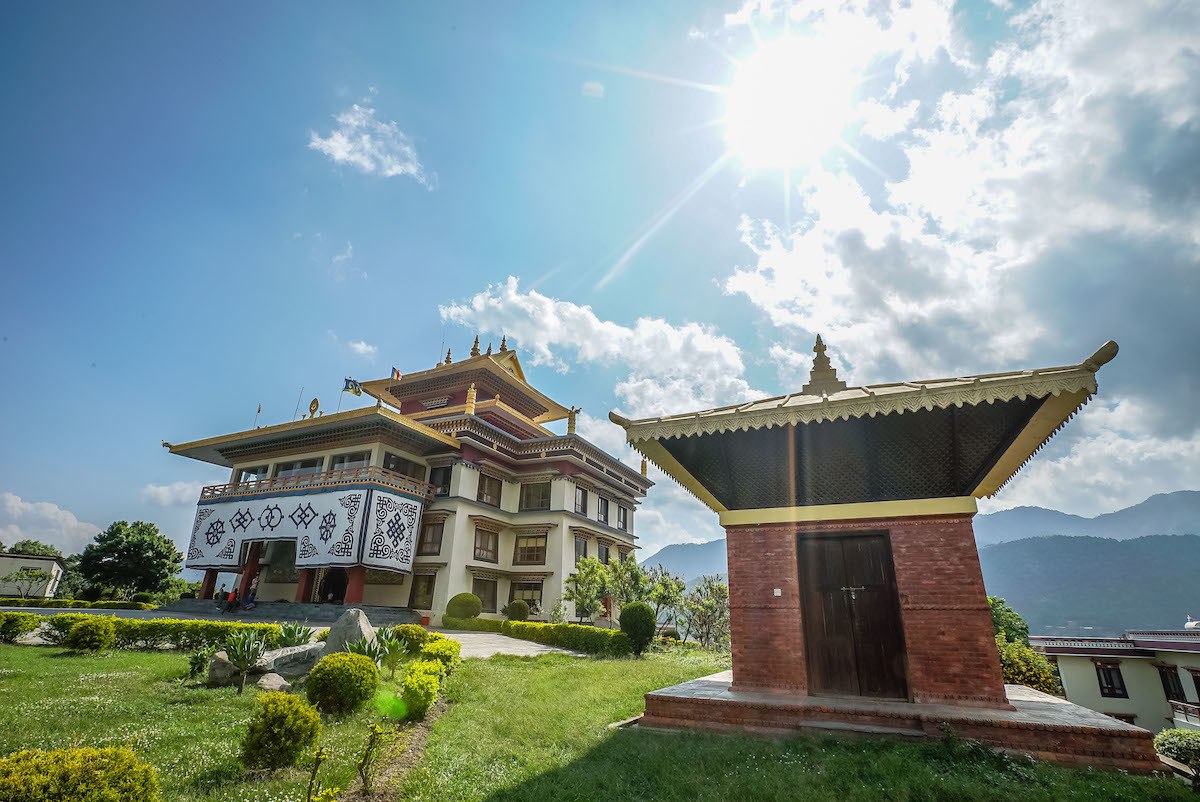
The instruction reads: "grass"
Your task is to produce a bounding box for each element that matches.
[399,649,1191,802]
[0,645,397,801]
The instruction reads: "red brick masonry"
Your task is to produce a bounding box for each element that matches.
[726,513,1010,708]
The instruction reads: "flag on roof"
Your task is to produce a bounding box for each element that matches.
[391,367,402,381]
[343,378,363,396]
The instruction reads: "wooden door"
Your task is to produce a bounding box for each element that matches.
[797,533,907,699]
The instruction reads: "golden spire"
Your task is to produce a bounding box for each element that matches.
[499,335,508,352]
[444,348,453,366]
[801,335,847,395]
[640,458,647,477]
[465,382,477,415]
[470,336,481,357]
[567,406,580,434]
[485,342,493,356]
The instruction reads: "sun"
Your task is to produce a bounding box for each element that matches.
[725,37,859,170]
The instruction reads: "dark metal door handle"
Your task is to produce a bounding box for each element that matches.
[840,585,865,601]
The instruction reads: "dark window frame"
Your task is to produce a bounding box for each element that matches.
[417,520,444,556]
[429,466,452,497]
[617,506,628,531]
[382,451,427,481]
[477,474,503,507]
[597,497,609,525]
[331,450,372,472]
[1095,662,1129,699]
[472,577,498,613]
[1189,669,1200,701]
[597,542,610,565]
[574,536,588,565]
[509,580,543,613]
[473,528,499,563]
[519,481,551,511]
[1106,712,1137,725]
[408,573,436,610]
[574,486,588,515]
[513,534,547,565]
[273,457,324,479]
[1157,664,1187,702]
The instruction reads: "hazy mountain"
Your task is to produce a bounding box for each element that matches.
[979,535,1200,636]
[639,490,1200,581]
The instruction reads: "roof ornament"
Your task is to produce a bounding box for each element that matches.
[485,342,493,356]
[801,335,847,396]
[567,406,580,434]
[444,348,453,366]
[470,336,481,357]
[640,458,648,477]
[499,335,508,352]
[466,383,477,415]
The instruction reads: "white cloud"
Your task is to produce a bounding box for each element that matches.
[309,103,435,188]
[141,482,207,507]
[440,276,762,417]
[329,241,366,281]
[348,340,378,357]
[857,98,920,139]
[0,493,98,555]
[581,81,605,98]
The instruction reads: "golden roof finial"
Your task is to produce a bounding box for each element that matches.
[485,341,493,356]
[567,406,580,435]
[801,334,847,395]
[499,335,508,352]
[465,382,477,415]
[640,458,648,477]
[444,348,453,366]
[470,335,481,357]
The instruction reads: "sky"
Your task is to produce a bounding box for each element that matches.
[1,0,1197,562]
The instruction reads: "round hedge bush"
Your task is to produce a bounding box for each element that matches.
[0,612,43,644]
[241,691,322,769]
[305,652,380,715]
[618,602,656,656]
[504,599,530,621]
[446,592,482,619]
[1155,727,1200,771]
[0,746,160,801]
[130,592,155,604]
[65,617,116,652]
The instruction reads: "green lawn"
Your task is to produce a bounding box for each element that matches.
[0,644,1191,801]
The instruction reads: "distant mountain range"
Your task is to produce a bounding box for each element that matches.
[639,490,1200,635]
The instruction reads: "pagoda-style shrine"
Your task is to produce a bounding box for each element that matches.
[610,339,1162,771]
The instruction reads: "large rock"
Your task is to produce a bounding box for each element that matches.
[325,608,375,653]
[207,650,239,687]
[254,642,326,679]
[256,672,292,692]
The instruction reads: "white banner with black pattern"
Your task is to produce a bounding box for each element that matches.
[359,488,421,574]
[185,487,375,570]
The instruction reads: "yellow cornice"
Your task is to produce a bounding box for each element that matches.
[719,497,977,527]
[972,387,1091,498]
[407,398,554,436]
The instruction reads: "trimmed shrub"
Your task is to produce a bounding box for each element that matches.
[65,617,116,652]
[419,638,462,671]
[392,624,429,652]
[130,592,155,604]
[401,668,440,720]
[0,597,154,610]
[44,613,95,646]
[995,635,1060,695]
[501,620,632,657]
[306,652,380,715]
[1155,728,1200,773]
[0,612,43,644]
[446,592,482,619]
[0,746,160,801]
[618,602,656,656]
[440,615,504,633]
[504,599,530,621]
[240,691,322,770]
[407,659,446,680]
[315,628,330,642]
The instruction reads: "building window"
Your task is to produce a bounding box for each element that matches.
[273,457,323,479]
[1106,712,1137,725]
[477,474,503,507]
[237,465,268,484]
[429,466,451,497]
[597,497,609,525]
[1157,665,1187,702]
[473,528,498,563]
[472,578,498,613]
[618,548,631,562]
[408,573,436,609]
[417,520,444,556]
[598,542,610,564]
[383,452,426,481]
[574,486,588,515]
[520,482,551,511]
[331,451,371,472]
[574,536,588,565]
[510,581,543,614]
[514,535,546,565]
[1190,669,1200,701]
[617,506,628,531]
[1095,662,1128,698]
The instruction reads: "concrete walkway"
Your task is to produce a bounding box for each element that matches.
[432,630,579,659]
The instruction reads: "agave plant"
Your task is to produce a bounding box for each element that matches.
[377,634,408,680]
[224,630,266,694]
[347,636,385,668]
[279,621,313,648]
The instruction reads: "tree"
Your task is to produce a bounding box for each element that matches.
[79,521,182,597]
[1,567,51,599]
[988,596,1030,645]
[995,635,1060,694]
[53,554,88,600]
[7,539,62,558]
[605,557,651,606]
[679,575,730,649]
[564,557,607,623]
[646,565,686,636]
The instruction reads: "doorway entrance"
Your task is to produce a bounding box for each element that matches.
[313,567,349,603]
[796,532,907,699]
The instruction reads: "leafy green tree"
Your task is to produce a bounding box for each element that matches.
[7,539,62,558]
[79,521,182,597]
[564,556,607,623]
[54,554,88,600]
[995,635,1060,694]
[646,565,686,635]
[679,575,730,649]
[605,556,651,605]
[988,596,1030,645]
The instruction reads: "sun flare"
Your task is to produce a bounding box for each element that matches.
[725,37,859,170]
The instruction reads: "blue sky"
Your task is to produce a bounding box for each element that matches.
[1,1,1197,560]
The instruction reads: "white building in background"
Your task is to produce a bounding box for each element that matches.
[1032,626,1200,733]
[0,552,63,598]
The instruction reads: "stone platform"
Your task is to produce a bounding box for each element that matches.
[162,599,422,626]
[640,671,1163,773]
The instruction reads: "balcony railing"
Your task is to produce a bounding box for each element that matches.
[1172,701,1200,726]
[199,466,434,502]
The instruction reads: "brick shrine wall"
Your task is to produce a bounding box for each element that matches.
[725,513,1009,709]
